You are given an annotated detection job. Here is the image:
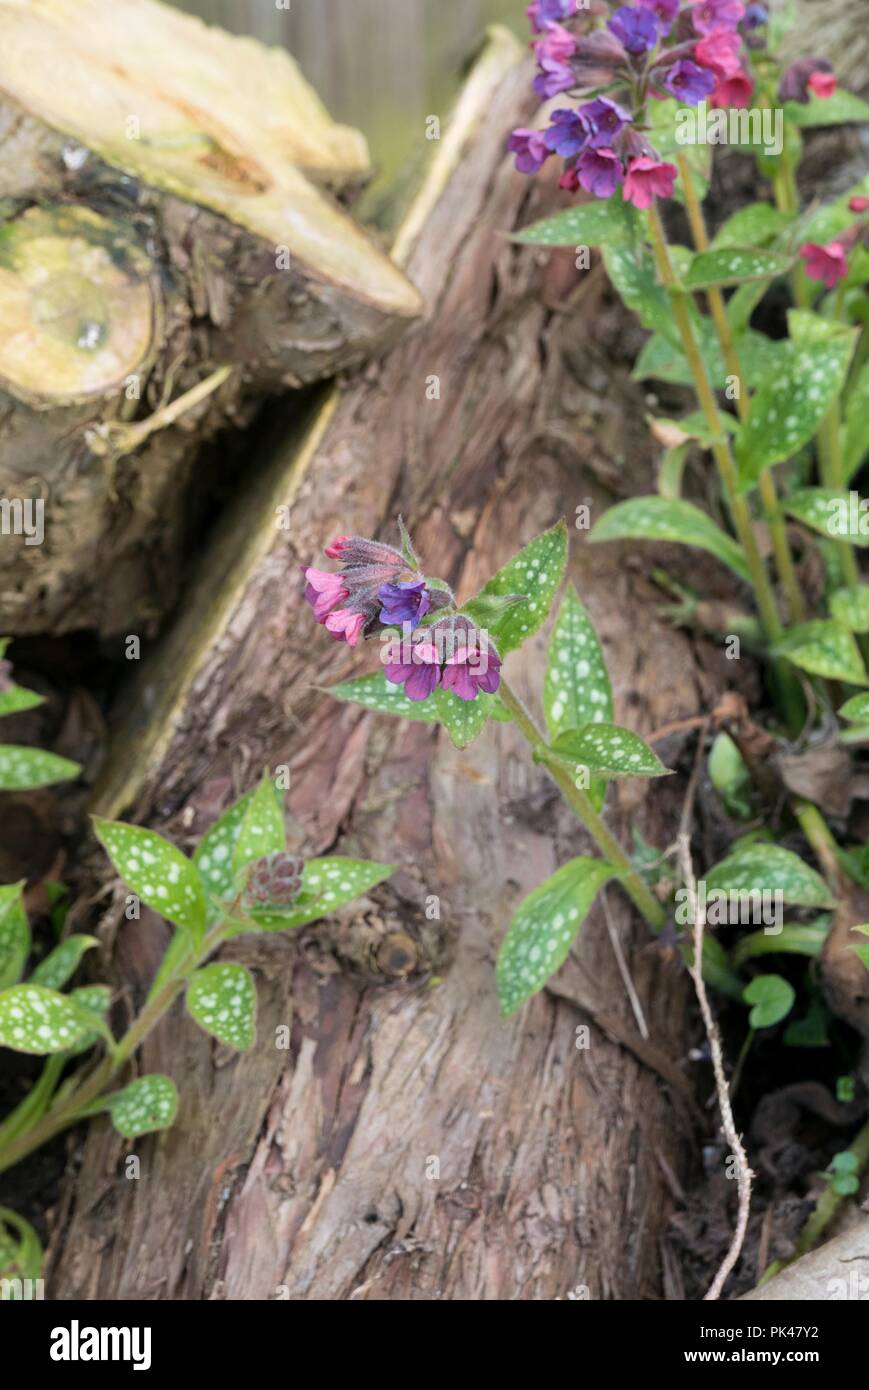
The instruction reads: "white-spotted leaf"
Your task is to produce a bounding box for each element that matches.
[476,521,568,654]
[0,684,43,719]
[0,882,29,991]
[433,686,490,749]
[496,858,613,1016]
[103,1075,178,1138]
[186,962,255,1051]
[232,773,285,877]
[93,819,207,941]
[845,361,869,480]
[588,497,750,582]
[705,844,835,909]
[683,246,791,290]
[0,983,95,1054]
[735,334,857,488]
[544,586,612,738]
[783,488,869,548]
[31,935,98,990]
[546,724,670,780]
[65,985,112,1057]
[711,203,790,249]
[327,672,441,723]
[774,620,867,685]
[831,586,869,633]
[840,693,869,724]
[513,199,639,247]
[0,746,80,790]
[193,790,255,906]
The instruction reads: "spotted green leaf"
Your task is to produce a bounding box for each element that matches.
[783,488,869,548]
[512,198,639,248]
[496,858,613,1016]
[31,935,98,990]
[186,962,255,1051]
[711,203,791,249]
[0,746,80,790]
[433,687,491,750]
[0,983,95,1054]
[0,683,43,719]
[476,521,568,654]
[544,586,612,738]
[241,856,395,933]
[93,818,207,942]
[0,883,29,991]
[683,246,791,290]
[735,334,857,488]
[840,693,869,723]
[232,773,285,877]
[193,790,255,906]
[100,1075,178,1138]
[786,90,869,127]
[588,497,750,582]
[743,974,795,1029]
[774,620,868,685]
[731,920,831,967]
[831,586,869,633]
[845,361,869,481]
[65,984,112,1057]
[706,844,835,909]
[544,723,670,780]
[327,672,441,723]
[603,243,675,342]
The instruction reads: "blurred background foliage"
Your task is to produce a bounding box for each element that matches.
[172,0,525,219]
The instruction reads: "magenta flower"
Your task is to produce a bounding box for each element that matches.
[559,164,581,192]
[800,240,848,289]
[535,20,577,63]
[384,633,442,702]
[324,609,366,647]
[303,567,349,622]
[508,127,550,174]
[324,535,351,559]
[662,60,717,104]
[378,580,431,629]
[807,70,837,99]
[694,25,743,79]
[437,620,503,701]
[578,147,625,198]
[849,196,869,214]
[691,0,745,35]
[580,96,632,148]
[711,68,753,106]
[608,5,660,55]
[637,0,680,35]
[623,156,678,208]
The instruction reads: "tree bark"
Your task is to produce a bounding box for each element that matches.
[0,0,421,639]
[49,30,722,1302]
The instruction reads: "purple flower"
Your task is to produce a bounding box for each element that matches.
[662,58,717,104]
[579,96,632,148]
[742,2,768,27]
[439,621,503,701]
[508,127,550,174]
[533,57,576,99]
[691,0,745,35]
[544,107,593,158]
[528,0,577,31]
[383,633,442,702]
[637,0,680,35]
[779,57,834,104]
[378,580,431,629]
[577,147,625,198]
[607,6,660,55]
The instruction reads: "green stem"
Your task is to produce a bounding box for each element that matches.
[792,799,843,890]
[647,205,783,645]
[676,155,806,627]
[0,1055,64,1149]
[497,677,665,930]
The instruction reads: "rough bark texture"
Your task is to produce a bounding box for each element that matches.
[0,0,421,639]
[47,39,735,1302]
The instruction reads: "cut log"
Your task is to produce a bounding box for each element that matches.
[0,0,421,637]
[50,30,710,1302]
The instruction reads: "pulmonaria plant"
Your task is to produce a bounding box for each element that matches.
[0,773,393,1285]
[0,639,80,792]
[306,519,673,1014]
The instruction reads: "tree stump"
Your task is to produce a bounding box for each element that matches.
[47,29,726,1302]
[0,0,421,638]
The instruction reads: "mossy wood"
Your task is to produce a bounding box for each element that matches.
[0,0,421,636]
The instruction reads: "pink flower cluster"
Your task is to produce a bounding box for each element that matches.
[800,199,868,290]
